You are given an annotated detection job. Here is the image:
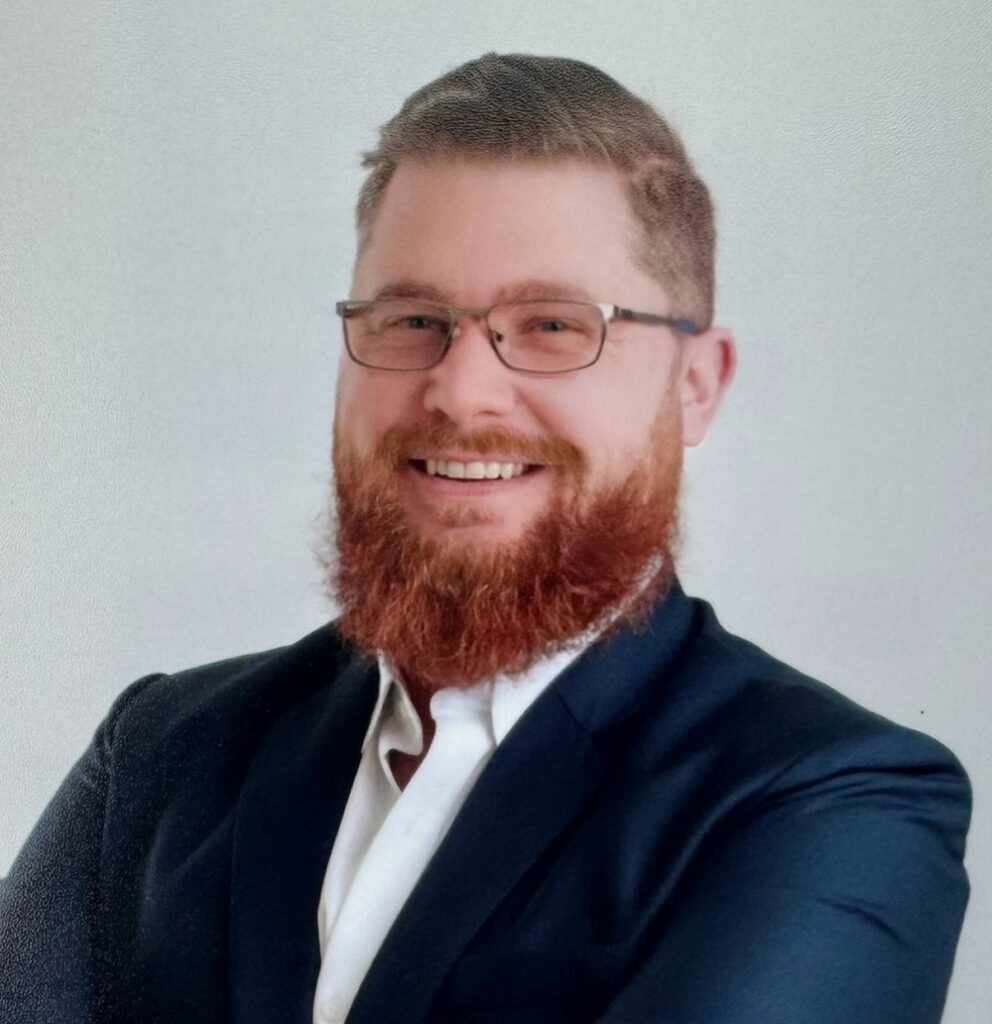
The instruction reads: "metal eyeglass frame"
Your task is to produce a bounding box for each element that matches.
[335,298,700,373]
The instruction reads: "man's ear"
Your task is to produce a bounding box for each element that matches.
[678,327,736,447]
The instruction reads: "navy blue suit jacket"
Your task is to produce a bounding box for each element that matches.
[0,582,971,1023]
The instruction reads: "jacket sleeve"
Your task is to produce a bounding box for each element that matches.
[0,674,164,1024]
[594,731,972,1024]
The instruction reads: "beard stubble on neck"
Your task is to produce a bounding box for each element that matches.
[325,404,684,695]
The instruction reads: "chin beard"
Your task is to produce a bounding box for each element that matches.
[323,414,682,693]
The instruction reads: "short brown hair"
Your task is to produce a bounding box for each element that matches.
[355,53,716,328]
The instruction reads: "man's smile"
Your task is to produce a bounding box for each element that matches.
[416,458,529,480]
[403,457,547,498]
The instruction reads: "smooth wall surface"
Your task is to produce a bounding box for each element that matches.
[2,1,989,1020]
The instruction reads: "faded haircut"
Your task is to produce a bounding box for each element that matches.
[354,52,716,329]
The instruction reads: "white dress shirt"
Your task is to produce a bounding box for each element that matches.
[311,640,593,1024]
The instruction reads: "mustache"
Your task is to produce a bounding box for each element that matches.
[373,422,586,474]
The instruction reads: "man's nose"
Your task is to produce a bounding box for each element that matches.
[421,316,517,424]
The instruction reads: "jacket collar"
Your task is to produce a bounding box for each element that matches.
[228,636,379,1024]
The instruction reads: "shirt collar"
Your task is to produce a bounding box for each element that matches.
[360,634,597,761]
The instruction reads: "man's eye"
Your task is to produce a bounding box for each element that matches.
[521,319,575,333]
[384,315,443,331]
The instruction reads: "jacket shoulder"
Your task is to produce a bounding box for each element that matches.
[103,622,357,769]
[638,599,970,799]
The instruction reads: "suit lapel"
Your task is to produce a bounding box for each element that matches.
[346,691,603,1024]
[228,648,379,1024]
[347,582,697,1024]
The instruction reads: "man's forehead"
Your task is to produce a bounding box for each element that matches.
[351,156,667,309]
[368,156,635,235]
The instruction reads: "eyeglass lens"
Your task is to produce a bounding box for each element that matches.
[345,299,604,371]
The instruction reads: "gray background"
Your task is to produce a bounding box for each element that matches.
[2,1,989,1020]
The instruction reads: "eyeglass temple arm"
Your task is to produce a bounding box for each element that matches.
[612,306,700,335]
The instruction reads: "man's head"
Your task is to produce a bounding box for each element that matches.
[328,54,735,689]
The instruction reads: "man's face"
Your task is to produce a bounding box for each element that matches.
[329,157,733,686]
[336,157,688,546]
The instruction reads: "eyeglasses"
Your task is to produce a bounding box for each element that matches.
[335,297,699,373]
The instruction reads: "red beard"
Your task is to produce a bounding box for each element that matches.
[327,411,682,692]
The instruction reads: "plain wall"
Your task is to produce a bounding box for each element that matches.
[2,1,989,1020]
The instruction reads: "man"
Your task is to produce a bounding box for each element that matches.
[0,53,971,1024]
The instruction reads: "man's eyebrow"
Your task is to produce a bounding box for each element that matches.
[370,278,596,304]
[371,279,450,302]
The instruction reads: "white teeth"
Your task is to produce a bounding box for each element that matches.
[423,458,529,480]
